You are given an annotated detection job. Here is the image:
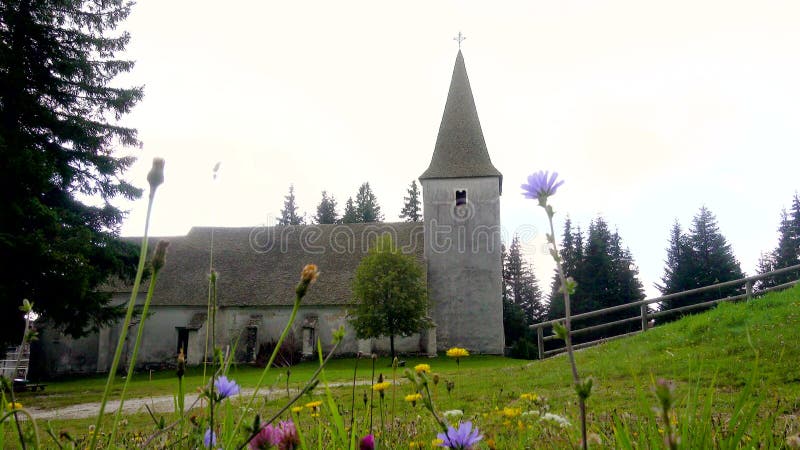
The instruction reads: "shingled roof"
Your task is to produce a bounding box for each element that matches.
[119,222,424,307]
[420,50,502,192]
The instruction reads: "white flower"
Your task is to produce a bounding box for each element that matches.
[541,412,571,428]
[521,410,540,417]
[443,409,464,419]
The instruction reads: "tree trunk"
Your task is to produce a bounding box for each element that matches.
[390,334,395,359]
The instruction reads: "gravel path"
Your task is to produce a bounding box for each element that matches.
[26,380,376,420]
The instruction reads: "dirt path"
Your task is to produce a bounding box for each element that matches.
[27,380,377,420]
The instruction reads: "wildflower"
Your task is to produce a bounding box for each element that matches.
[404,393,422,407]
[431,438,444,447]
[152,240,170,272]
[436,421,482,449]
[300,264,320,284]
[501,407,521,418]
[414,363,431,374]
[203,428,216,448]
[176,347,185,378]
[147,157,165,193]
[249,423,283,450]
[278,420,300,450]
[443,409,464,419]
[446,347,469,358]
[296,264,320,298]
[519,393,538,402]
[541,412,571,428]
[304,400,322,409]
[521,410,540,417]
[359,434,375,450]
[372,381,392,392]
[7,402,22,410]
[214,375,240,399]
[291,406,303,414]
[521,170,564,206]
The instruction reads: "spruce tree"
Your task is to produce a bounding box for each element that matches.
[278,185,304,225]
[399,180,422,222]
[548,216,645,340]
[505,235,544,323]
[342,197,359,224]
[757,194,800,289]
[0,0,143,344]
[659,207,744,318]
[355,182,383,223]
[314,191,339,224]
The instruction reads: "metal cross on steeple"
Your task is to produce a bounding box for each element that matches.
[453,31,466,49]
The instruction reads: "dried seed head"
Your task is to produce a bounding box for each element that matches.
[147,158,165,193]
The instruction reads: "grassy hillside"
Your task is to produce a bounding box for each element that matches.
[8,284,800,448]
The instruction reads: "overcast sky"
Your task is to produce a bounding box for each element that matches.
[116,1,800,299]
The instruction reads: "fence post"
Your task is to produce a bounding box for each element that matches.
[536,325,544,360]
[641,304,648,332]
[746,280,753,301]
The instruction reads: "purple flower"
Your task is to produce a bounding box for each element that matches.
[437,421,483,449]
[249,423,283,449]
[203,428,217,448]
[214,375,240,399]
[521,171,564,204]
[277,421,299,450]
[359,434,375,450]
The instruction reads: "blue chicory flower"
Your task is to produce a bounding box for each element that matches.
[437,421,483,449]
[521,171,564,205]
[203,428,217,448]
[214,375,240,399]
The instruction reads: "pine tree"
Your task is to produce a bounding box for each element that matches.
[657,221,697,295]
[505,235,544,323]
[0,1,143,344]
[547,219,583,320]
[355,182,383,223]
[399,180,422,222]
[278,185,304,225]
[756,194,800,289]
[314,191,339,224]
[659,207,744,318]
[342,197,359,224]
[548,217,644,340]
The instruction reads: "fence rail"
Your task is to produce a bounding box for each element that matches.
[531,263,800,359]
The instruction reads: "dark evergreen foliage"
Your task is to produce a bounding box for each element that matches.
[547,217,645,341]
[354,182,383,223]
[756,193,800,289]
[314,191,339,224]
[349,236,430,358]
[0,0,144,344]
[658,207,744,320]
[341,197,359,224]
[399,180,422,222]
[504,235,544,323]
[278,185,304,225]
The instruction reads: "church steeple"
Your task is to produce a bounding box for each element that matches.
[420,50,502,193]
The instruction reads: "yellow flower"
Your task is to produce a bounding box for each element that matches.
[446,347,469,358]
[6,402,22,410]
[305,400,322,409]
[372,381,392,392]
[291,406,303,414]
[301,264,320,284]
[404,393,423,406]
[431,438,444,447]
[414,363,431,374]
[520,392,539,402]
[501,407,521,418]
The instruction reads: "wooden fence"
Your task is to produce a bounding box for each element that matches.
[531,263,800,360]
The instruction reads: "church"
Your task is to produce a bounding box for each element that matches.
[40,50,505,374]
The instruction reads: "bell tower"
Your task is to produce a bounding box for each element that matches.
[420,50,504,354]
